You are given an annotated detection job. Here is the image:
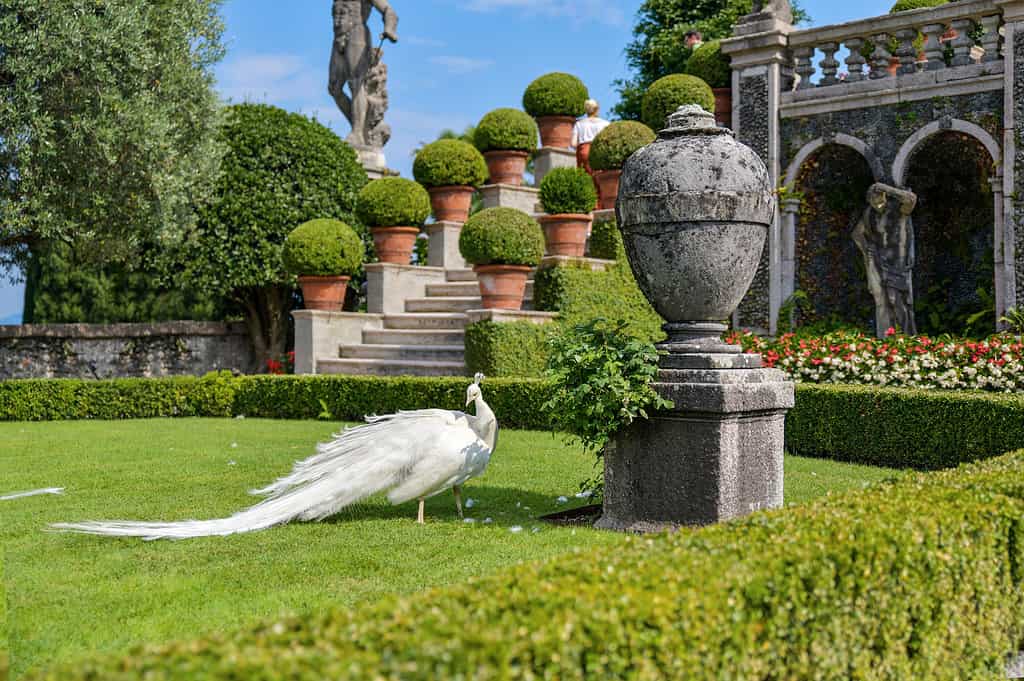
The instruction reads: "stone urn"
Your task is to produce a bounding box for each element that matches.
[616,105,774,352]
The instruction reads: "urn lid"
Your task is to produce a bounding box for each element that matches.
[661,104,729,136]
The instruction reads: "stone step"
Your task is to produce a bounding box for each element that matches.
[382,313,468,330]
[445,269,477,282]
[425,281,535,298]
[340,344,465,361]
[363,328,466,346]
[405,297,481,313]
[317,358,467,377]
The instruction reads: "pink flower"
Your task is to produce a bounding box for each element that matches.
[885,327,896,337]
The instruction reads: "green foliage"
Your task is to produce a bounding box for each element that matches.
[1000,308,1024,333]
[0,0,225,268]
[282,219,363,277]
[521,72,589,118]
[539,168,597,215]
[641,74,716,131]
[464,321,554,378]
[589,121,656,172]
[412,139,488,188]
[684,39,731,88]
[472,108,539,153]
[588,215,625,260]
[458,208,545,266]
[891,0,947,12]
[355,177,430,228]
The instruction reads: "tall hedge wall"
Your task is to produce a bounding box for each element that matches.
[35,451,1024,680]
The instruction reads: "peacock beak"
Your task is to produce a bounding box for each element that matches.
[465,395,473,407]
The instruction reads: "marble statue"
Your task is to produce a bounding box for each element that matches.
[852,183,919,336]
[750,0,793,24]
[328,0,398,152]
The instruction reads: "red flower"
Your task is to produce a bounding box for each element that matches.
[885,327,896,337]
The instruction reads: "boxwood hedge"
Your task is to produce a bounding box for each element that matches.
[459,207,545,266]
[464,320,554,378]
[34,450,1024,679]
[354,177,430,228]
[282,219,364,276]
[412,139,488,188]
[641,73,715,131]
[589,120,656,172]
[473,108,538,153]
[521,72,588,118]
[538,167,597,215]
[684,39,731,89]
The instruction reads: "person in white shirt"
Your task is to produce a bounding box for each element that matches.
[571,99,610,176]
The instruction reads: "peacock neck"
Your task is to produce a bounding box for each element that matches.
[472,396,498,449]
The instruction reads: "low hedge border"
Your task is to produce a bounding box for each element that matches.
[37,451,1024,679]
[464,320,554,379]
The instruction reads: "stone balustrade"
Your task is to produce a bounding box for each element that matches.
[788,0,1004,91]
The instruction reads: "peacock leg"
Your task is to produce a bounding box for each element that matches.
[453,485,463,519]
[417,498,425,524]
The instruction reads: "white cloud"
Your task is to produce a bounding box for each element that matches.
[405,35,447,48]
[429,55,494,75]
[217,53,324,104]
[457,0,625,26]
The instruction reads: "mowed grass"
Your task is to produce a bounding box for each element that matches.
[0,418,896,677]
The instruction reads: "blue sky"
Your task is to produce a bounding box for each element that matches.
[0,0,893,324]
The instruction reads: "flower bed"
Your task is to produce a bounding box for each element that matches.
[727,329,1024,392]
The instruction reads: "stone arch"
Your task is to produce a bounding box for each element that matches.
[892,118,1002,187]
[783,133,884,188]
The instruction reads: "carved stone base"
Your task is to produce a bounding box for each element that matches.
[425,221,466,270]
[352,144,388,179]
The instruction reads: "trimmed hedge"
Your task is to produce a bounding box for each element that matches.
[589,120,656,172]
[354,177,430,228]
[412,139,488,188]
[464,320,554,378]
[282,219,364,277]
[641,73,715,131]
[473,108,538,153]
[684,39,731,89]
[459,207,545,266]
[521,72,588,118]
[891,0,947,11]
[588,213,624,260]
[37,451,1024,679]
[538,167,597,215]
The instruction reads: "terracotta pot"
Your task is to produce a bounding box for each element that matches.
[473,264,532,310]
[298,275,350,311]
[539,213,592,257]
[713,88,732,128]
[536,115,575,148]
[484,150,529,186]
[371,226,419,264]
[427,185,475,223]
[594,169,622,210]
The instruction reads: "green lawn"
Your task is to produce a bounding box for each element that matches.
[0,419,897,677]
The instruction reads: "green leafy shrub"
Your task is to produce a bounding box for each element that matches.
[458,207,545,266]
[412,139,488,188]
[539,167,597,215]
[355,177,430,228]
[641,74,715,131]
[464,321,554,378]
[473,108,538,153]
[281,219,364,277]
[588,214,624,260]
[589,121,656,172]
[684,39,731,89]
[521,72,589,117]
[891,0,947,11]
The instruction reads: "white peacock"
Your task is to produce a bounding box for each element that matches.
[52,373,498,540]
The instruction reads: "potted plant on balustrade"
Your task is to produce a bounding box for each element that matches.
[685,40,732,127]
[473,108,538,186]
[413,139,488,223]
[459,207,545,310]
[538,167,597,257]
[522,72,589,148]
[355,177,431,265]
[589,121,656,211]
[641,73,715,132]
[282,218,364,311]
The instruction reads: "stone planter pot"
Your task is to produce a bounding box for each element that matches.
[594,169,622,210]
[539,213,592,257]
[483,150,529,186]
[427,185,475,223]
[712,88,732,127]
[370,226,419,265]
[536,115,575,148]
[473,264,531,310]
[617,105,774,352]
[298,275,351,311]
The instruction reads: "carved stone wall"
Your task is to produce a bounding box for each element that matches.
[736,72,772,331]
[1015,30,1024,304]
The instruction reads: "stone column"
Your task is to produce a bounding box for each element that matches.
[722,12,793,335]
[780,197,801,315]
[533,147,577,186]
[425,221,466,269]
[996,0,1024,311]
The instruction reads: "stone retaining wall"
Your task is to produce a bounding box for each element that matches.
[0,322,256,380]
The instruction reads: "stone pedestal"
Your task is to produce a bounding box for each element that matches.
[479,183,541,214]
[364,263,447,315]
[352,144,389,180]
[533,147,577,186]
[292,310,384,374]
[425,221,465,269]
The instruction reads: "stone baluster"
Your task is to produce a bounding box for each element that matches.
[979,14,1003,62]
[844,37,867,82]
[870,33,893,79]
[921,23,947,71]
[950,18,976,66]
[894,29,919,75]
[818,42,840,86]
[793,46,815,89]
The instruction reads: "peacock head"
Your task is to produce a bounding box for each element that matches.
[466,373,485,406]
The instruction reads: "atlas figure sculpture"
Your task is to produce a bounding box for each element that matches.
[52,375,497,540]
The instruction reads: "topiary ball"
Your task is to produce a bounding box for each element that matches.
[522,72,589,118]
[459,207,545,266]
[588,215,624,260]
[684,40,731,89]
[473,108,539,153]
[641,74,715,131]
[282,218,364,276]
[539,167,597,215]
[590,121,656,172]
[413,139,488,188]
[356,177,431,228]
[890,0,947,11]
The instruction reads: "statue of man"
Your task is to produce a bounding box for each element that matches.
[852,183,919,336]
[750,0,793,24]
[328,0,398,149]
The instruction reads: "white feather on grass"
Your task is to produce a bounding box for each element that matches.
[1,487,64,501]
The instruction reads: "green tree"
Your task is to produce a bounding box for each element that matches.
[168,104,368,367]
[0,0,225,268]
[613,0,808,120]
